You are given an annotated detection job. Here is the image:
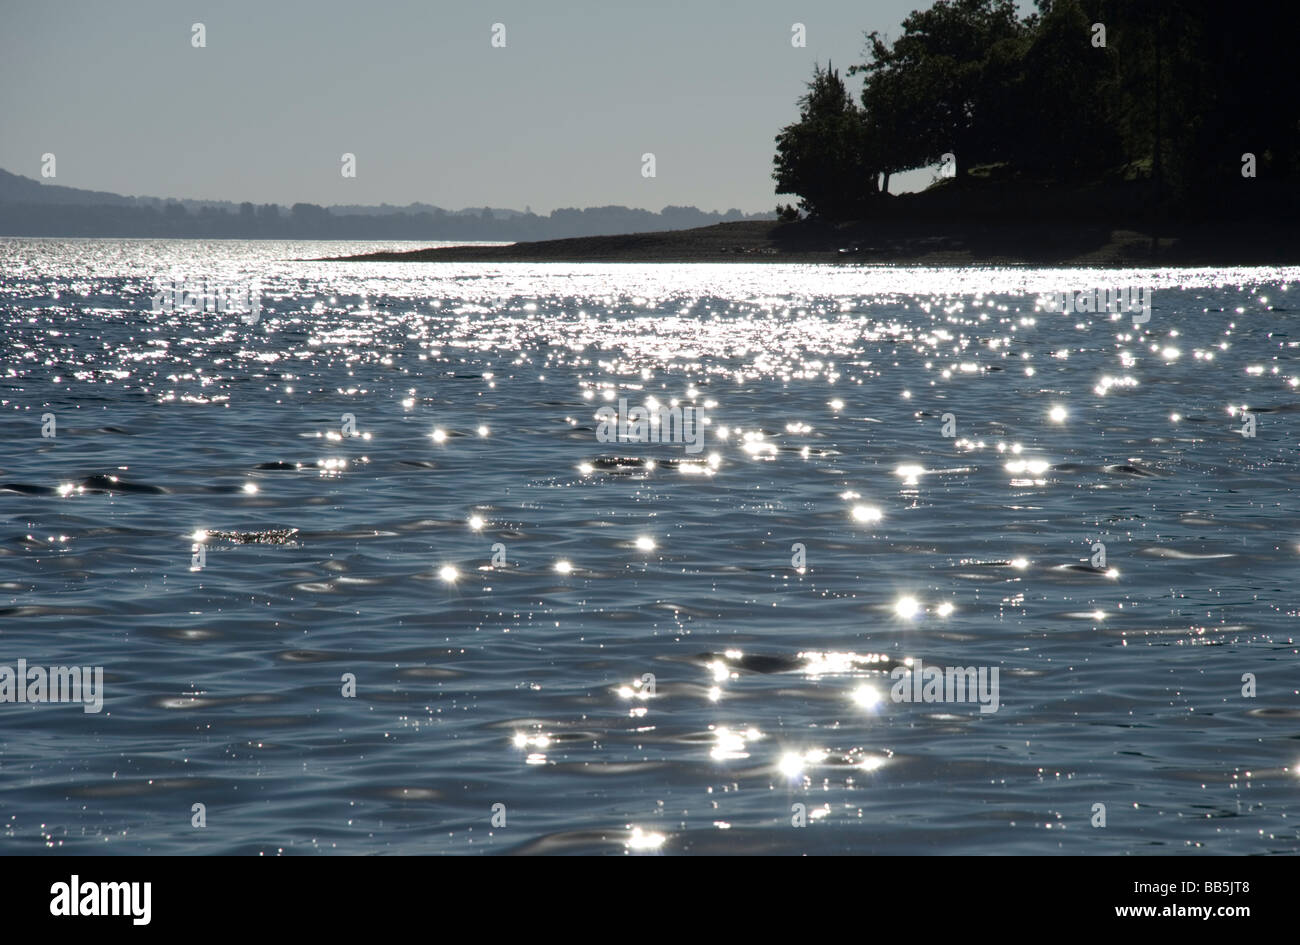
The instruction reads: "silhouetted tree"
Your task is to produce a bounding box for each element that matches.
[773,63,875,219]
[774,63,878,218]
[1011,0,1119,179]
[853,0,1026,179]
[777,0,1300,221]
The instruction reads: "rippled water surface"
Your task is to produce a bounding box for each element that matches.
[2,238,1298,854]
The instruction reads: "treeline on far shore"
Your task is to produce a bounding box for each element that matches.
[0,199,770,241]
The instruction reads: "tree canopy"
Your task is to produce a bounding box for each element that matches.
[774,0,1300,221]
[772,64,876,220]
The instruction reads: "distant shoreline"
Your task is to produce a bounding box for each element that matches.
[323,219,1300,267]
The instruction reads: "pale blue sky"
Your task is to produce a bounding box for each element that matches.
[0,0,1014,212]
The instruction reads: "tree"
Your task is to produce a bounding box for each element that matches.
[1011,0,1119,179]
[775,0,1300,222]
[852,0,1027,181]
[772,63,875,220]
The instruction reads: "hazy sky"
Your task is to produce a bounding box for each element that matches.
[1,0,989,212]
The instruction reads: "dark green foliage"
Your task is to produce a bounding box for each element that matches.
[854,0,1027,176]
[772,64,878,220]
[775,0,1300,221]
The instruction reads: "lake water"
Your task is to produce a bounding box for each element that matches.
[1,238,1297,854]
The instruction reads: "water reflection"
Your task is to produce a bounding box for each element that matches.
[2,238,1298,854]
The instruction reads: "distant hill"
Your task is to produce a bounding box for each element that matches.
[0,169,772,240]
[0,168,142,207]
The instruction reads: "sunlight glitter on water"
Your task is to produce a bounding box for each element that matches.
[4,239,1300,855]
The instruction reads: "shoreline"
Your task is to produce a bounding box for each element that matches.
[321,219,1300,267]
